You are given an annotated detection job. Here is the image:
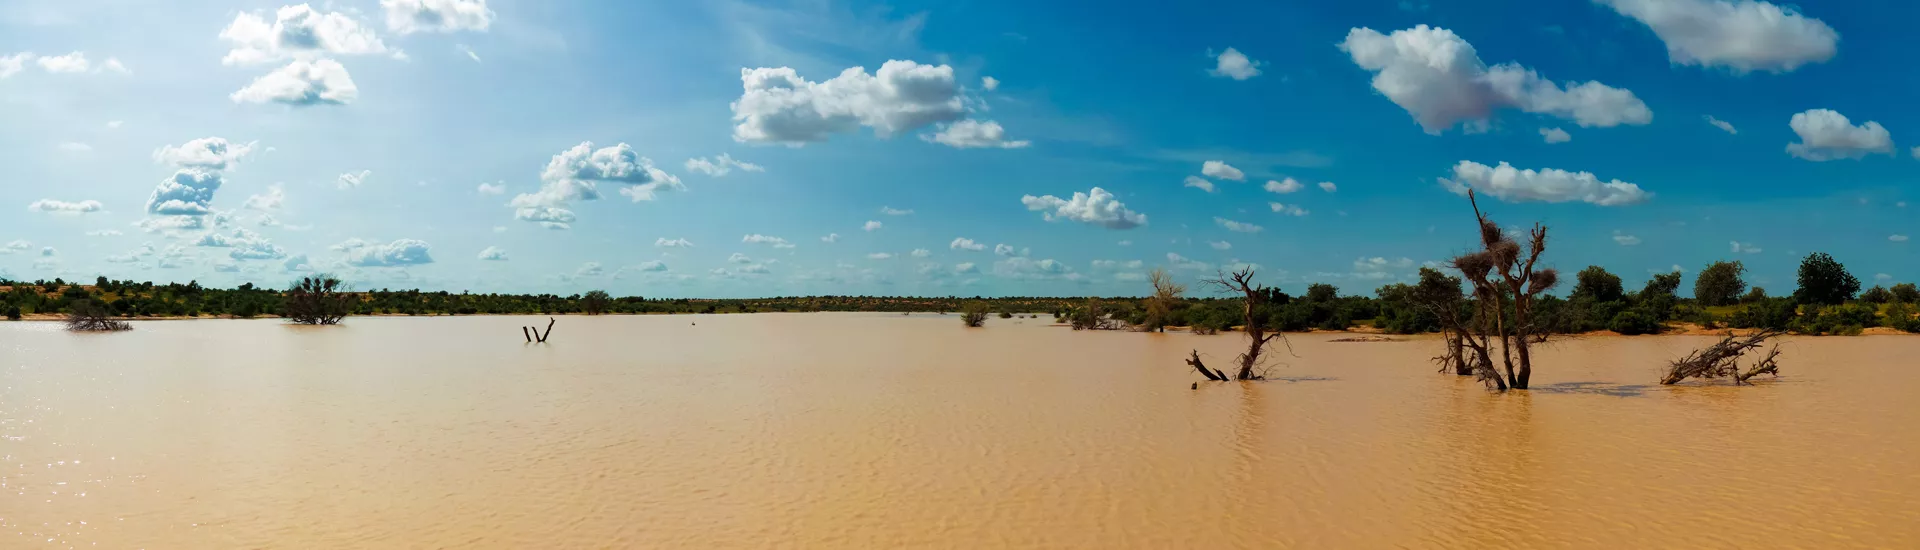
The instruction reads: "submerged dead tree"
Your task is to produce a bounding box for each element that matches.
[1412,268,1486,377]
[1661,330,1785,385]
[524,317,556,343]
[1186,267,1287,382]
[1449,190,1558,391]
[65,300,132,332]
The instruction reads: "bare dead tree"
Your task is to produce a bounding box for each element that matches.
[65,300,132,332]
[524,317,556,343]
[1141,268,1185,332]
[1661,330,1786,385]
[1450,190,1558,391]
[285,275,353,325]
[1186,267,1288,382]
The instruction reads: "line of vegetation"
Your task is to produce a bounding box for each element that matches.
[3,252,1915,336]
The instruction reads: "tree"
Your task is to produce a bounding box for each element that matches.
[1741,286,1768,303]
[1692,260,1747,306]
[1305,283,1339,303]
[65,300,131,332]
[1570,266,1625,303]
[1410,267,1480,376]
[581,290,612,315]
[285,275,353,325]
[1861,286,1892,304]
[1892,283,1920,304]
[1449,190,1558,391]
[1637,271,1683,322]
[1142,268,1185,332]
[961,301,988,327]
[4,305,19,320]
[1186,268,1286,381]
[1793,252,1859,305]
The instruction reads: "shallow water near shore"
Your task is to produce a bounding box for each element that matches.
[3,313,1917,548]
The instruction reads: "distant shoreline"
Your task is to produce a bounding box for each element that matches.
[8,312,1915,337]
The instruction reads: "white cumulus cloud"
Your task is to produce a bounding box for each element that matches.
[1020,187,1146,229]
[950,237,985,251]
[1541,127,1572,143]
[477,182,505,195]
[732,60,968,145]
[29,199,103,214]
[1270,202,1309,216]
[336,238,434,266]
[923,120,1029,149]
[381,0,493,34]
[1613,231,1642,246]
[742,234,795,248]
[220,4,390,66]
[509,142,684,229]
[1594,0,1837,74]
[1183,175,1215,193]
[1339,25,1652,134]
[1265,178,1304,194]
[1731,241,1763,254]
[1208,47,1262,80]
[1201,160,1245,181]
[231,59,359,106]
[863,220,883,232]
[1318,181,1339,193]
[478,246,507,260]
[684,153,765,177]
[1439,160,1651,206]
[655,237,693,248]
[1785,109,1893,161]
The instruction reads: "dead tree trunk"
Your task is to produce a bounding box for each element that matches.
[1186,267,1285,382]
[1186,350,1228,381]
[1661,330,1785,386]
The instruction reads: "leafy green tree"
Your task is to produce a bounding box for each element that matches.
[4,305,19,320]
[1890,283,1919,304]
[1570,266,1625,303]
[581,290,612,315]
[1304,283,1338,303]
[1692,260,1747,306]
[1740,286,1768,303]
[1641,271,1682,298]
[1793,252,1860,305]
[1860,286,1892,304]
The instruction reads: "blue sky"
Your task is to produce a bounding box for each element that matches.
[0,0,1913,298]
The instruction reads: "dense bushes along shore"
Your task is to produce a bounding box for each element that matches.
[2,253,1916,335]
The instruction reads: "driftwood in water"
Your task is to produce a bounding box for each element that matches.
[524,317,557,343]
[1186,350,1229,382]
[1660,330,1785,385]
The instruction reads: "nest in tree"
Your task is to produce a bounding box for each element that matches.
[1661,330,1784,386]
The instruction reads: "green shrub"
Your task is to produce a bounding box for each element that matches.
[1609,310,1660,335]
[1728,298,1796,330]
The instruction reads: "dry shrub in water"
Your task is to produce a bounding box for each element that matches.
[65,300,131,332]
[1661,330,1785,386]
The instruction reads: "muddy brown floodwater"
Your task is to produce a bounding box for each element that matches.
[3,314,1918,548]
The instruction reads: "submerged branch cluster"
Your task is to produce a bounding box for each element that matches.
[1661,330,1786,385]
[64,300,131,332]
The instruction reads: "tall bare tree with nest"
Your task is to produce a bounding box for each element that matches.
[1184,267,1286,382]
[285,275,354,325]
[1449,190,1558,391]
[1141,268,1185,332]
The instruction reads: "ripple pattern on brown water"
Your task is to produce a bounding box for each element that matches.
[2,314,1917,548]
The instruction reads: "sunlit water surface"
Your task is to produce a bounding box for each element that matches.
[3,314,1917,548]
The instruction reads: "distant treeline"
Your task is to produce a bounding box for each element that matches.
[3,252,1917,336]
